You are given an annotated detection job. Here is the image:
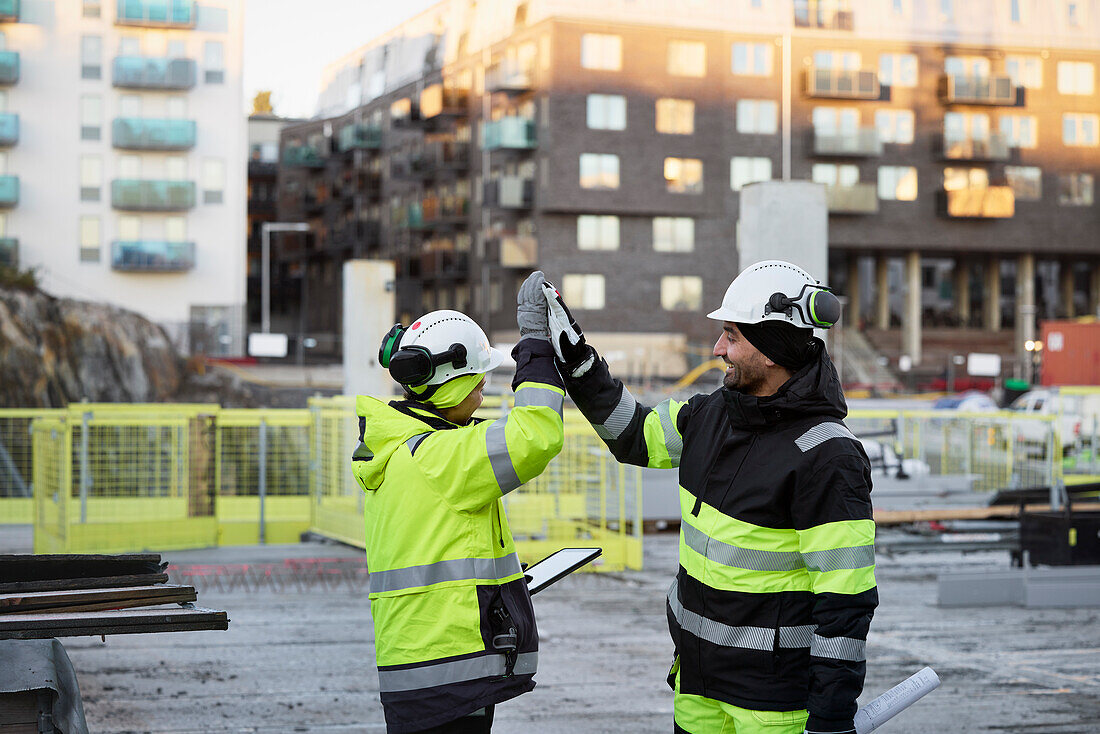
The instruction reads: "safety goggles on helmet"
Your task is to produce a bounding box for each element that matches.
[378,324,469,388]
[766,283,841,329]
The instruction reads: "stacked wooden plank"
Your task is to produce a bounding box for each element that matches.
[0,554,228,640]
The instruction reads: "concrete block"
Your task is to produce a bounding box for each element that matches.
[736,180,828,282]
[343,260,396,399]
[937,571,1025,607]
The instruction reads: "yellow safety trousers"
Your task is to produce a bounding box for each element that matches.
[674,668,808,734]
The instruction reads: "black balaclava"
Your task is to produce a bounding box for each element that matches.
[735,320,817,371]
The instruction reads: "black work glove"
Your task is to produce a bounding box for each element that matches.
[542,281,594,377]
[803,719,856,734]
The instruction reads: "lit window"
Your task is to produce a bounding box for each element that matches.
[945,56,991,78]
[166,217,187,242]
[562,274,606,309]
[664,158,703,194]
[943,167,989,191]
[80,155,101,202]
[875,110,914,144]
[1063,113,1099,146]
[999,115,1037,149]
[813,163,859,187]
[653,217,694,252]
[1057,61,1095,95]
[79,215,100,263]
[736,100,778,135]
[877,166,917,201]
[1059,173,1093,206]
[656,98,695,134]
[668,41,706,77]
[732,42,772,76]
[204,41,225,84]
[202,159,226,203]
[813,107,859,136]
[586,94,626,130]
[661,276,703,311]
[81,35,102,79]
[80,94,102,141]
[1005,166,1042,201]
[730,157,772,191]
[581,34,622,71]
[944,111,990,144]
[579,154,620,189]
[1005,56,1043,89]
[814,50,861,71]
[878,53,917,87]
[576,215,620,250]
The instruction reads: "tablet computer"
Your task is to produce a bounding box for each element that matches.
[524,548,602,595]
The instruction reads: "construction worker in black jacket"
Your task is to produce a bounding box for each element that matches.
[539,260,877,734]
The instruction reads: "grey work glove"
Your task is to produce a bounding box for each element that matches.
[517,270,550,340]
[542,281,595,378]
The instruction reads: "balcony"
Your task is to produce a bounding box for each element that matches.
[337,123,381,152]
[497,235,538,268]
[486,59,534,94]
[825,183,878,214]
[806,68,880,100]
[111,179,196,211]
[111,240,195,272]
[421,195,470,226]
[332,220,380,248]
[113,56,196,90]
[0,175,18,207]
[940,132,1010,161]
[419,250,470,280]
[425,140,470,171]
[941,187,1015,218]
[116,0,196,28]
[282,144,325,168]
[940,74,1018,105]
[419,85,468,121]
[113,118,196,150]
[0,51,19,85]
[0,237,16,267]
[794,4,854,30]
[484,176,534,208]
[483,117,536,150]
[813,127,881,157]
[0,0,17,22]
[0,113,18,146]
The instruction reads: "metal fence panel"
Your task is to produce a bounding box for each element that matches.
[0,409,62,523]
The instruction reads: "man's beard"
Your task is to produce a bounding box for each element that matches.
[722,359,767,394]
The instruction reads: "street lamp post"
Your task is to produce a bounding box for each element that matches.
[260,222,311,334]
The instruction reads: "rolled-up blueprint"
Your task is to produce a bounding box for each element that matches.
[854,667,941,734]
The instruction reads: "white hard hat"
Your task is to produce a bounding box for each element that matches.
[379,310,504,389]
[707,260,841,329]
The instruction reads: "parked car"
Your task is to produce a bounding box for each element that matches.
[1007,389,1100,455]
[932,391,999,412]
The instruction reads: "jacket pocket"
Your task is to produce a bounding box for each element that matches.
[749,708,809,728]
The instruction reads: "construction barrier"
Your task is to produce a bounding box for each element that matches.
[1057,387,1100,486]
[0,409,62,523]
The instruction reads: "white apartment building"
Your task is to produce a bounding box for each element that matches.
[2,0,246,355]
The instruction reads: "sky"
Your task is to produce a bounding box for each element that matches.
[243,0,438,119]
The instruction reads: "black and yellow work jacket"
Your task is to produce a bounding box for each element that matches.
[353,339,565,733]
[564,342,877,732]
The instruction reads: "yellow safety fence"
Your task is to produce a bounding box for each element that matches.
[0,409,63,524]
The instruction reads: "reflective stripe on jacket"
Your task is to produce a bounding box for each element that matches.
[353,338,565,733]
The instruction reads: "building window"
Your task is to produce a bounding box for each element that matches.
[1009,0,1024,23]
[813,107,859,135]
[167,96,187,119]
[813,163,859,186]
[166,156,187,181]
[945,56,991,77]
[586,94,626,130]
[1067,0,1085,26]
[940,0,954,21]
[202,159,225,203]
[204,41,225,84]
[166,217,186,242]
[814,50,861,71]
[119,94,141,117]
[81,35,102,80]
[656,98,695,134]
[79,216,100,263]
[999,115,1037,148]
[661,276,703,311]
[664,158,703,194]
[891,0,906,14]
[581,33,622,71]
[83,0,101,17]
[945,111,990,144]
[119,155,140,179]
[579,153,620,189]
[668,41,706,78]
[1058,61,1095,95]
[576,215,619,250]
[736,100,778,135]
[878,53,917,87]
[80,155,101,202]
[562,274,605,309]
[653,217,694,253]
[1063,113,1099,146]
[875,110,914,144]
[1005,166,1042,201]
[1059,173,1093,205]
[80,95,101,141]
[1005,56,1043,89]
[877,166,917,201]
[730,157,772,191]
[732,42,772,76]
[943,167,989,190]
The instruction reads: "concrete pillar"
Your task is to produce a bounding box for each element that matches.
[902,250,922,366]
[875,255,890,330]
[954,257,971,328]
[984,256,1002,332]
[343,260,396,398]
[1060,262,1076,319]
[1016,253,1036,381]
[847,254,862,328]
[1091,263,1100,317]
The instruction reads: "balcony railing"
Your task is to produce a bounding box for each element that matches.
[483,117,537,150]
[282,144,326,168]
[337,123,381,152]
[0,51,19,85]
[111,179,196,211]
[421,196,470,225]
[0,113,18,146]
[113,118,196,150]
[0,0,18,22]
[111,240,195,272]
[0,175,18,207]
[425,140,470,170]
[484,176,534,208]
[113,56,196,89]
[813,127,882,157]
[498,235,538,268]
[0,237,16,267]
[486,59,534,94]
[825,183,878,214]
[940,132,1010,161]
[941,186,1015,218]
[116,0,196,28]
[806,67,880,100]
[940,74,1018,105]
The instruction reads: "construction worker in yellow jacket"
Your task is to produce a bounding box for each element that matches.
[541,261,877,734]
[352,271,564,733]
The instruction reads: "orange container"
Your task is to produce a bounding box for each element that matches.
[1040,321,1100,386]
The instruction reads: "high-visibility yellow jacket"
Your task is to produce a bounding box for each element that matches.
[353,339,565,733]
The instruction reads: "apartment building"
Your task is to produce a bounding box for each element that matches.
[3,0,245,355]
[278,0,1100,376]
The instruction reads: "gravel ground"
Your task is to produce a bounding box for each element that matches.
[1,528,1094,734]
